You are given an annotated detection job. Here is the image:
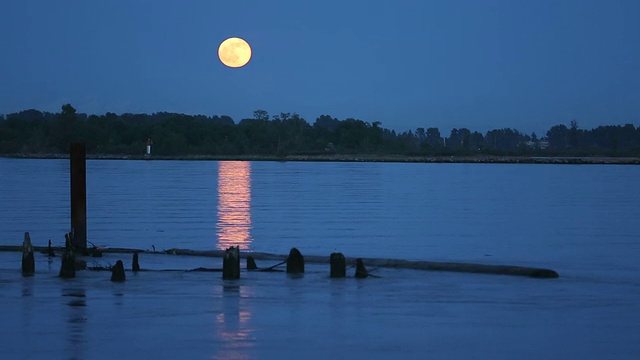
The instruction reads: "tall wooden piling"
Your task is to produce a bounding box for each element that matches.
[70,143,87,250]
[330,252,346,278]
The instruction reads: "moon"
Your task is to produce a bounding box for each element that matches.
[218,37,252,68]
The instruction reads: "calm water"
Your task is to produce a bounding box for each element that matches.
[1,158,639,359]
[1,159,639,269]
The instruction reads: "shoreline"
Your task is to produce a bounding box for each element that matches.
[2,153,640,164]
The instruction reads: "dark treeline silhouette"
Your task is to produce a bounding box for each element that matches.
[1,105,639,157]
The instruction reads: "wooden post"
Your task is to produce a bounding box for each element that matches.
[355,258,369,278]
[330,252,346,278]
[21,232,35,275]
[246,256,258,270]
[111,260,126,282]
[223,246,240,280]
[70,143,87,250]
[286,248,304,274]
[59,234,76,278]
[47,239,55,257]
[132,252,140,272]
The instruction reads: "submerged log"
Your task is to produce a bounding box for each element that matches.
[330,252,346,278]
[246,256,258,270]
[89,247,103,258]
[355,258,368,278]
[223,246,240,280]
[132,252,140,272]
[111,260,126,282]
[59,235,76,278]
[286,248,305,274]
[0,245,560,278]
[22,232,35,275]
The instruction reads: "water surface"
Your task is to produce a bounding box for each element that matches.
[1,158,639,359]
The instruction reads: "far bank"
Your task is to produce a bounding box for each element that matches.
[3,153,640,164]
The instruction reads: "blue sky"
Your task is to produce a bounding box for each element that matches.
[1,0,638,135]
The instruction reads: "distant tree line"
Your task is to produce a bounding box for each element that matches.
[1,105,639,157]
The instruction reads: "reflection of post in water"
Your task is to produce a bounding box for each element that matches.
[217,161,252,250]
[214,284,254,358]
[62,286,86,360]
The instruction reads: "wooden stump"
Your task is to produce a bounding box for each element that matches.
[330,252,346,278]
[59,235,76,278]
[21,232,35,275]
[111,260,126,282]
[132,252,140,272]
[286,248,304,274]
[246,256,258,270]
[355,258,368,278]
[223,246,240,280]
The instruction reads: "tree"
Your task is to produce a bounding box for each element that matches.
[546,124,568,150]
[253,109,269,121]
[425,127,442,148]
[61,104,76,117]
[568,120,579,148]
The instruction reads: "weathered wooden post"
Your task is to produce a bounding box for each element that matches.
[59,234,76,278]
[132,252,140,272]
[111,260,126,282]
[330,252,346,278]
[47,239,55,257]
[246,256,258,270]
[355,258,369,278]
[21,232,35,275]
[223,246,240,280]
[286,248,304,274]
[70,143,87,250]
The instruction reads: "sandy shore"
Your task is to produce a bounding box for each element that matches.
[3,153,640,164]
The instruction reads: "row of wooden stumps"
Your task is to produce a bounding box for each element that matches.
[21,231,139,282]
[22,236,369,281]
[222,246,371,280]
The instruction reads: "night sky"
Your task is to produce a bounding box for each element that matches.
[1,0,638,135]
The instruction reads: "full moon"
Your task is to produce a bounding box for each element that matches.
[218,37,252,68]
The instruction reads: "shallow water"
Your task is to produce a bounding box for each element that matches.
[1,158,639,358]
[1,251,639,360]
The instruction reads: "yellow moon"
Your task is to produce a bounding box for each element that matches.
[218,37,252,68]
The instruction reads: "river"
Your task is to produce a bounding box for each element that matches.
[1,158,639,358]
